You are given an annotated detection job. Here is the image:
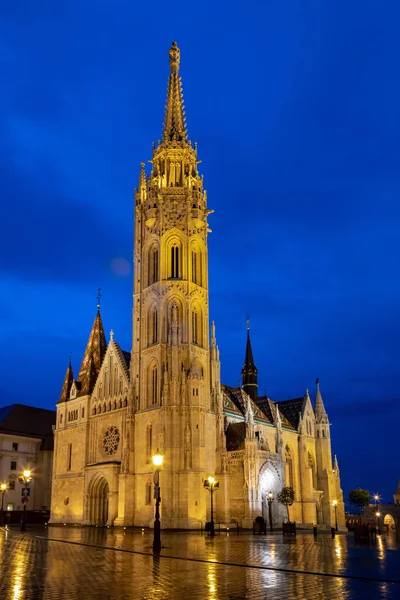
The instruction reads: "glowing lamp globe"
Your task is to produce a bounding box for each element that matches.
[152,451,163,467]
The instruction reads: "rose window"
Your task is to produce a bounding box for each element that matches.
[103,426,120,455]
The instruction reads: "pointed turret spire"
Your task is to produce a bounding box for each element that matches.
[77,295,107,396]
[333,455,340,473]
[241,316,258,401]
[58,358,74,403]
[315,378,328,422]
[163,42,188,144]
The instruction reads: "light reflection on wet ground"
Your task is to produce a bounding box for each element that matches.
[0,527,399,599]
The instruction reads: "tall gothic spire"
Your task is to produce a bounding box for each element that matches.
[77,299,107,396]
[58,358,74,403]
[314,377,328,422]
[241,317,258,401]
[163,41,188,144]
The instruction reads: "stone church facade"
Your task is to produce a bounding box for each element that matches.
[50,42,346,530]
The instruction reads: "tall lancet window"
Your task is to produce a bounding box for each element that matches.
[170,245,180,278]
[152,308,158,344]
[192,309,198,345]
[149,364,158,406]
[147,424,152,463]
[191,249,202,286]
[148,246,159,286]
[285,445,294,489]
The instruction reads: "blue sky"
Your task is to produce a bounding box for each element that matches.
[1,1,399,501]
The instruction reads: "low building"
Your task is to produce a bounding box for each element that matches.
[0,404,56,512]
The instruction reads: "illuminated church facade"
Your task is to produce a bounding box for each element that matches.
[50,43,346,530]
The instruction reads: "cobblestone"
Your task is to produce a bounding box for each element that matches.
[1,527,399,599]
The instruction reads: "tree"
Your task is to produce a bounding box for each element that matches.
[277,486,295,522]
[349,488,370,521]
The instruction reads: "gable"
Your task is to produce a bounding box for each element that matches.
[90,340,130,407]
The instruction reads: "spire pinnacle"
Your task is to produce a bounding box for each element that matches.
[241,319,258,401]
[97,288,102,314]
[315,378,328,421]
[58,359,74,403]
[163,42,188,144]
[77,309,107,396]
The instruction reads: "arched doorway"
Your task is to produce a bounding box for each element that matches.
[88,476,109,526]
[259,461,283,527]
[384,514,395,534]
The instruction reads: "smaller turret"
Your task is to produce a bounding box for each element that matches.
[58,357,74,403]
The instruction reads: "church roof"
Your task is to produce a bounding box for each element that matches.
[0,404,56,449]
[222,385,271,424]
[275,398,304,429]
[226,421,247,451]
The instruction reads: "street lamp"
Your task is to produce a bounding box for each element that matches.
[204,476,219,537]
[0,483,7,526]
[374,493,381,534]
[267,491,273,532]
[152,450,163,554]
[18,469,32,532]
[332,500,338,532]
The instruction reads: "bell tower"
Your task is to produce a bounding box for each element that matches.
[132,42,218,528]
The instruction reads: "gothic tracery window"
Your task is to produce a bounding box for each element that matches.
[170,245,180,278]
[148,245,159,286]
[103,426,120,456]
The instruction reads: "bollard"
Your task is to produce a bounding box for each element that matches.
[313,526,317,539]
[331,527,335,538]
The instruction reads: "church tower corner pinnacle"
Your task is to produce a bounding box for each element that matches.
[58,358,74,403]
[76,295,107,397]
[241,318,258,401]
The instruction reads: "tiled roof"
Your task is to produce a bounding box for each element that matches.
[275,398,304,430]
[0,404,56,440]
[222,385,271,423]
[226,421,246,451]
[255,396,274,423]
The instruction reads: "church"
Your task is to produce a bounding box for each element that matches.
[50,42,346,531]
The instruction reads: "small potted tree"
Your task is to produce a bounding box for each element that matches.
[349,488,371,540]
[278,486,296,535]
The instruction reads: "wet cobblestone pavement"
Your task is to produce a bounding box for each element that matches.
[1,527,399,599]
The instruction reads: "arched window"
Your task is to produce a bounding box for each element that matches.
[146,482,152,505]
[191,248,202,286]
[60,414,63,425]
[104,371,108,399]
[148,364,158,406]
[285,445,294,489]
[148,246,159,286]
[147,424,152,464]
[93,407,96,415]
[114,366,118,395]
[191,307,202,346]
[148,307,158,345]
[170,245,180,278]
[308,452,316,489]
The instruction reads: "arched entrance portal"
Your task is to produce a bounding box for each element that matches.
[259,461,283,528]
[384,514,396,534]
[88,476,109,526]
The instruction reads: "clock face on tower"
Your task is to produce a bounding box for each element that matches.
[103,426,120,456]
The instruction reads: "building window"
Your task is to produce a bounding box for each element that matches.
[67,443,72,471]
[8,481,15,491]
[147,424,152,463]
[10,461,17,471]
[146,482,152,505]
[170,245,180,278]
[60,414,63,425]
[148,246,159,285]
[191,249,202,286]
[12,443,18,452]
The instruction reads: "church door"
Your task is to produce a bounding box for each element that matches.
[88,476,109,526]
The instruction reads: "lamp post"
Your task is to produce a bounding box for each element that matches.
[373,494,381,535]
[152,450,163,554]
[18,469,32,532]
[204,476,219,537]
[332,500,338,532]
[0,483,7,526]
[267,491,273,532]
